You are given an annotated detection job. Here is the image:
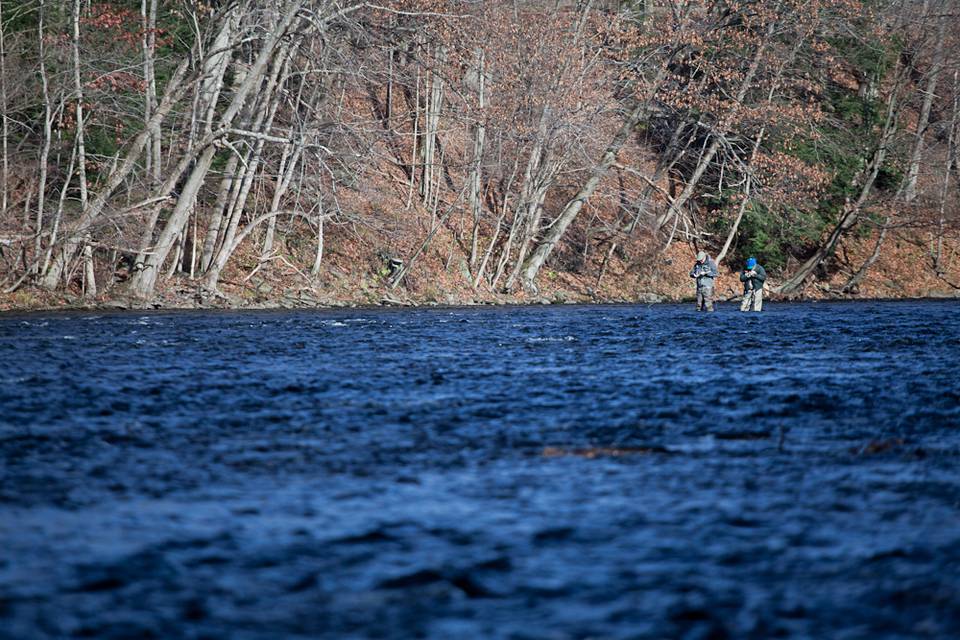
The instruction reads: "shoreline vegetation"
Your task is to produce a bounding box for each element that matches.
[4,233,959,313]
[4,293,960,315]
[1,2,959,313]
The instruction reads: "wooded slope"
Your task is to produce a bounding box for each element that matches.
[1,0,958,307]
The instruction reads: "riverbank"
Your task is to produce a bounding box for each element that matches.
[3,229,959,313]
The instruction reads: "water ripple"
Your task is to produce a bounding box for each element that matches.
[0,301,959,638]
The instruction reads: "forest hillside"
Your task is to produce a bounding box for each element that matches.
[1,0,959,310]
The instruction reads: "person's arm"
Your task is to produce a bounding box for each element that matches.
[755,265,766,286]
[739,270,750,282]
[690,265,698,278]
[708,260,719,278]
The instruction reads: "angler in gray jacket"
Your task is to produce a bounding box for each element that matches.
[689,251,718,312]
[739,256,766,312]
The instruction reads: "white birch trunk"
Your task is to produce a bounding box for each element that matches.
[311,209,324,276]
[142,0,161,184]
[903,14,945,203]
[518,101,648,290]
[71,0,87,208]
[493,149,539,289]
[199,153,240,271]
[41,139,77,276]
[262,144,291,257]
[73,0,96,297]
[0,0,8,220]
[203,44,292,290]
[475,157,518,288]
[935,70,959,273]
[35,0,52,276]
[83,243,96,297]
[421,46,445,211]
[41,55,192,289]
[263,143,303,258]
[467,48,485,269]
[406,67,419,211]
[128,1,303,298]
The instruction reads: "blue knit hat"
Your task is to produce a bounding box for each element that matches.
[746,257,757,269]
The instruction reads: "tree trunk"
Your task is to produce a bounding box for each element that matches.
[262,143,295,257]
[518,100,647,290]
[935,69,959,274]
[495,130,545,290]
[715,176,751,266]
[41,139,78,277]
[505,170,551,291]
[262,144,303,259]
[73,0,95,297]
[777,68,905,294]
[142,0,161,185]
[133,24,242,278]
[198,153,239,271]
[40,56,192,289]
[903,13,945,203]
[405,66,420,211]
[842,217,890,292]
[83,241,97,298]
[203,42,293,291]
[73,0,87,209]
[131,141,217,295]
[34,0,52,277]
[311,210,324,276]
[127,1,303,299]
[488,156,521,289]
[0,0,8,221]
[716,123,766,265]
[421,46,445,213]
[467,48,485,269]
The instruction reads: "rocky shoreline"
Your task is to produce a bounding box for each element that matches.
[3,280,958,315]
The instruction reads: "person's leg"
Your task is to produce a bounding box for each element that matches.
[696,288,704,311]
[740,291,751,312]
[753,288,763,312]
[704,287,715,312]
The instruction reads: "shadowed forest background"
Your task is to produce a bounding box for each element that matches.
[1,0,959,308]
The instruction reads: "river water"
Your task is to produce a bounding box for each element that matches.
[1,301,959,639]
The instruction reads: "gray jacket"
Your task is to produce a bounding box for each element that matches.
[690,257,718,289]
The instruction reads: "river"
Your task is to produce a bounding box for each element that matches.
[1,301,959,638]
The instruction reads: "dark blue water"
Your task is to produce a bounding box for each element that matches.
[1,301,959,639]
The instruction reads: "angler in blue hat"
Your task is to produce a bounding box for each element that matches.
[739,257,766,312]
